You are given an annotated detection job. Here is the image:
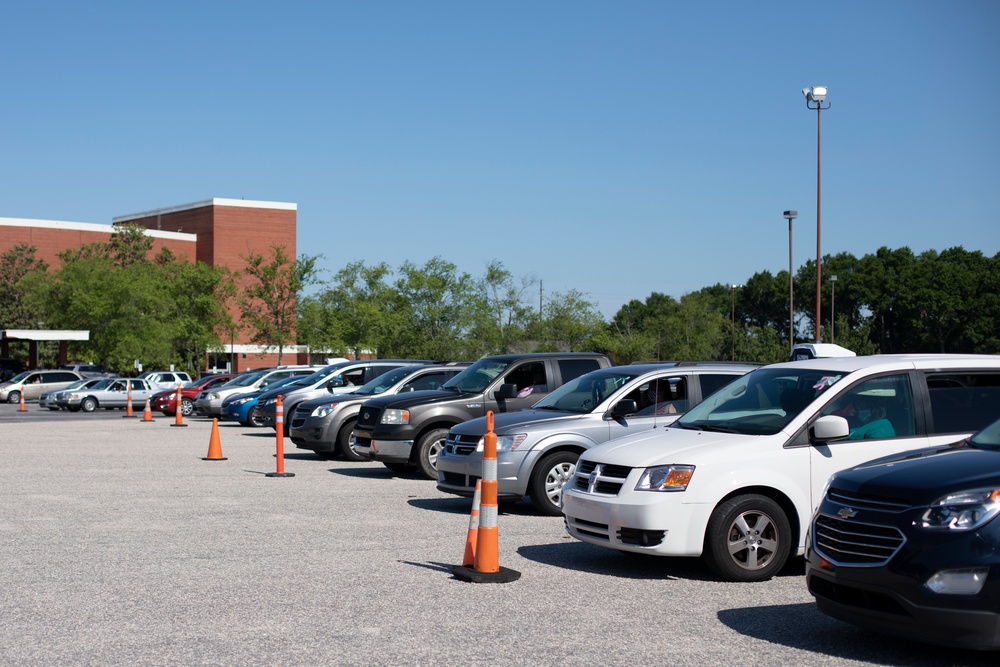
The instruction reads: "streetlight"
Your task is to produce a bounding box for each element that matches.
[803,85,830,343]
[829,274,838,344]
[783,210,797,353]
[730,284,740,361]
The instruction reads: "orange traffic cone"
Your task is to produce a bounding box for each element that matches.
[453,412,520,583]
[462,480,482,567]
[202,418,227,461]
[171,383,187,427]
[18,384,27,413]
[141,397,155,422]
[122,381,135,418]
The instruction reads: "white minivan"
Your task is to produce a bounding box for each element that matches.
[562,354,1000,582]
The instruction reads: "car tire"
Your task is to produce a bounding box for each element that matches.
[81,397,98,413]
[383,462,414,475]
[338,420,366,462]
[248,408,265,427]
[529,450,579,516]
[7,391,21,404]
[181,398,194,416]
[703,494,791,582]
[415,428,449,480]
[47,407,60,411]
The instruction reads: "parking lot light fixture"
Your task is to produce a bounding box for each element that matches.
[803,85,830,343]
[783,210,798,353]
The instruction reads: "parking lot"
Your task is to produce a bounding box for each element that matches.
[0,403,992,666]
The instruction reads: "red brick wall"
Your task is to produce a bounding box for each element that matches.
[0,223,195,269]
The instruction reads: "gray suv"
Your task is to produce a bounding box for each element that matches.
[290,363,470,460]
[437,363,758,515]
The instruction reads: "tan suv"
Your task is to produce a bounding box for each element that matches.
[0,370,84,403]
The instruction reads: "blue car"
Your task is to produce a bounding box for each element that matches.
[223,375,304,426]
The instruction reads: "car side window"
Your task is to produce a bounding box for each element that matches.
[504,362,548,398]
[699,373,741,401]
[633,377,687,416]
[403,372,450,392]
[558,359,602,384]
[820,374,914,440]
[927,373,1000,434]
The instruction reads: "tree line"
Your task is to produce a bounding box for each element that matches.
[1,224,997,374]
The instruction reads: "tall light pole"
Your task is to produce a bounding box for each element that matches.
[829,274,838,344]
[803,85,830,343]
[730,284,740,361]
[783,210,797,353]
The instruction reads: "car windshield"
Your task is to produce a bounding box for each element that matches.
[675,366,845,435]
[299,363,349,386]
[443,359,513,393]
[7,371,33,384]
[354,366,420,396]
[970,418,1000,452]
[63,380,91,390]
[226,371,267,388]
[533,368,647,414]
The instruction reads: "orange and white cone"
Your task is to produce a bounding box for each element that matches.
[141,397,155,422]
[453,412,520,583]
[202,418,227,461]
[18,384,27,412]
[462,480,482,567]
[123,381,135,418]
[171,382,187,427]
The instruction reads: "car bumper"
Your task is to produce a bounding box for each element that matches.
[354,430,413,463]
[436,450,530,501]
[561,484,708,557]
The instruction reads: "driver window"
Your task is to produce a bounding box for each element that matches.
[631,378,687,416]
[821,374,913,440]
[505,362,548,398]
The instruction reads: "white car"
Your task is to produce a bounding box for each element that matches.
[61,378,157,412]
[39,378,105,410]
[137,371,193,390]
[561,354,1000,582]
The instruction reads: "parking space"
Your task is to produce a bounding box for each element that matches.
[0,402,991,665]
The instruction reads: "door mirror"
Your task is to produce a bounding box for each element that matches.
[610,399,638,419]
[494,383,518,400]
[812,415,850,442]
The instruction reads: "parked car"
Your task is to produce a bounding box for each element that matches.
[0,369,84,403]
[353,352,614,479]
[290,363,471,460]
[39,378,105,410]
[137,370,193,390]
[151,373,236,416]
[561,354,1000,582]
[194,366,322,417]
[253,359,433,435]
[806,417,1000,651]
[61,377,157,412]
[58,363,115,379]
[222,375,308,426]
[438,362,758,515]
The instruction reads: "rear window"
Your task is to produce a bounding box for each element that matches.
[558,358,603,384]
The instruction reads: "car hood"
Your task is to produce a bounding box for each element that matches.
[298,393,365,410]
[579,426,752,468]
[361,389,468,410]
[452,409,585,436]
[831,445,1000,504]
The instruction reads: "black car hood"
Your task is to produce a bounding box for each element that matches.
[359,388,471,410]
[833,446,1000,504]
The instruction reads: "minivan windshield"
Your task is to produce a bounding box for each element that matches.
[533,368,647,414]
[971,418,1000,451]
[226,370,267,388]
[676,366,844,436]
[443,359,513,393]
[353,366,421,396]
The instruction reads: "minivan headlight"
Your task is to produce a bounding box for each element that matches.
[476,433,527,453]
[381,409,409,425]
[920,487,1000,531]
[311,404,337,418]
[635,465,695,492]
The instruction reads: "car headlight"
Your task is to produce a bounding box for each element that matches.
[311,405,336,418]
[381,409,409,425]
[920,487,1000,531]
[260,398,276,407]
[476,434,527,452]
[209,392,220,400]
[635,465,696,492]
[232,396,254,406]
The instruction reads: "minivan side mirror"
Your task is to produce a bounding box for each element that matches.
[610,399,638,419]
[494,383,518,400]
[812,415,850,442]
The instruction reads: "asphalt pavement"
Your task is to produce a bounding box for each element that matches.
[0,403,993,666]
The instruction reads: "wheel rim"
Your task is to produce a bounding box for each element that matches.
[543,461,576,507]
[181,399,194,416]
[726,509,780,571]
[426,437,445,470]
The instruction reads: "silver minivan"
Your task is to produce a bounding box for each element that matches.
[0,370,84,403]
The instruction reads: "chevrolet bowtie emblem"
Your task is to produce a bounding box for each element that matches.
[838,507,858,519]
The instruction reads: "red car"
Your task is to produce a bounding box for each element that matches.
[151,373,236,416]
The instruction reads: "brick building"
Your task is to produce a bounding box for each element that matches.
[0,198,315,371]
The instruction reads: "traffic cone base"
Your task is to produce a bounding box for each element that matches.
[202,419,227,461]
[452,564,521,584]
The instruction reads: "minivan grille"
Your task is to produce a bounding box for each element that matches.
[812,514,906,566]
[444,432,480,456]
[572,460,633,496]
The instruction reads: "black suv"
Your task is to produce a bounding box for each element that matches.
[0,358,25,382]
[806,417,1000,651]
[352,352,613,479]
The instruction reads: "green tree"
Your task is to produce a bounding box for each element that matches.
[536,289,603,352]
[469,261,538,354]
[391,257,478,359]
[0,243,48,331]
[239,247,320,365]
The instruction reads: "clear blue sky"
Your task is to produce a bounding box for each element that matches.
[3,1,998,318]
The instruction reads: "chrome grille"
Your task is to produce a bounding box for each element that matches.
[812,514,906,566]
[572,460,633,496]
[444,432,480,456]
